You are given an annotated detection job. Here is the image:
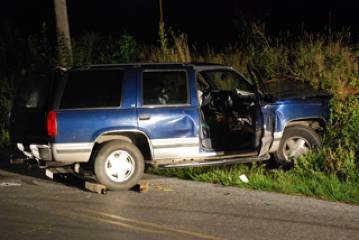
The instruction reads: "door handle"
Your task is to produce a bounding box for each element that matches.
[139,114,151,120]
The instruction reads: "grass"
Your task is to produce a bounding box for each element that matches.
[148,162,359,204]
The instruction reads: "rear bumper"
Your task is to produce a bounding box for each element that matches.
[16,142,93,163]
[17,143,52,161]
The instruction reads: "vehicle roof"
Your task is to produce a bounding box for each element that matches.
[71,62,232,71]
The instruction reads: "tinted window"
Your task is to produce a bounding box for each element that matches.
[15,74,51,109]
[142,71,188,105]
[60,70,123,109]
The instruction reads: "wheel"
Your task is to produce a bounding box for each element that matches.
[274,126,321,167]
[94,140,144,190]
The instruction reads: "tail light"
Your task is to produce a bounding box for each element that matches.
[47,111,57,137]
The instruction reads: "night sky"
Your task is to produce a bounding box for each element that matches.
[1,0,358,44]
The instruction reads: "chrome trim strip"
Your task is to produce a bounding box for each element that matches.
[151,137,199,148]
[150,137,201,159]
[53,142,94,150]
[55,149,91,154]
[154,143,198,149]
[52,143,94,163]
[153,146,204,159]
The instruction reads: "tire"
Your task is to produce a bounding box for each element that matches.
[274,126,321,167]
[94,140,144,190]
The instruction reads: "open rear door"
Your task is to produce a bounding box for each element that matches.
[10,71,59,144]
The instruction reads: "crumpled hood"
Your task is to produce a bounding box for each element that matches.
[264,79,332,100]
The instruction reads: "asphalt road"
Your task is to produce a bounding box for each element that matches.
[0,158,358,240]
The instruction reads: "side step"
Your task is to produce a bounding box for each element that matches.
[151,155,270,168]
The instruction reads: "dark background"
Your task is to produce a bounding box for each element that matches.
[1,0,358,44]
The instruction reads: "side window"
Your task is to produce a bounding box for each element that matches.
[60,70,123,109]
[142,71,188,105]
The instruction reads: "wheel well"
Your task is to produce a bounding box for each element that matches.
[93,132,152,162]
[285,118,326,135]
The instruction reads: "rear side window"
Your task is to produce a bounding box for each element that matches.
[142,71,188,105]
[15,74,51,109]
[60,70,123,109]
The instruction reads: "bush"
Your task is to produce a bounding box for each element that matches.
[0,78,10,148]
[145,24,359,203]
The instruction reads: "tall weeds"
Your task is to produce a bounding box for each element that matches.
[146,24,359,202]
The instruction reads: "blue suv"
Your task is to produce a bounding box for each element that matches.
[10,63,330,190]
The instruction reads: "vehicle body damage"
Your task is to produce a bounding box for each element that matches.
[10,63,331,189]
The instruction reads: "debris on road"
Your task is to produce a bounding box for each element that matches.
[239,174,249,183]
[153,184,174,192]
[136,180,149,193]
[0,182,22,187]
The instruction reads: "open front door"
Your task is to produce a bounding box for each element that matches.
[196,68,263,153]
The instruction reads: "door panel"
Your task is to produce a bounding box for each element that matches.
[196,69,263,153]
[137,69,201,159]
[137,107,199,139]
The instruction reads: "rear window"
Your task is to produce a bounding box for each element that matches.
[60,70,123,109]
[15,74,51,109]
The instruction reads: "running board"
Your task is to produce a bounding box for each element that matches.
[150,155,270,168]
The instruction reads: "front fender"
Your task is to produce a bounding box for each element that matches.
[266,99,328,153]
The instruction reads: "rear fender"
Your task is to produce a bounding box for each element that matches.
[93,130,153,161]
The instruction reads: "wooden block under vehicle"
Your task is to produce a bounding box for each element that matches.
[85,181,107,194]
[136,180,149,193]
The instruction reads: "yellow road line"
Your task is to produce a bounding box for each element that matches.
[81,209,225,240]
[83,213,168,235]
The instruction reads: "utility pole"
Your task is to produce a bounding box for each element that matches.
[158,0,167,60]
[54,0,73,67]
